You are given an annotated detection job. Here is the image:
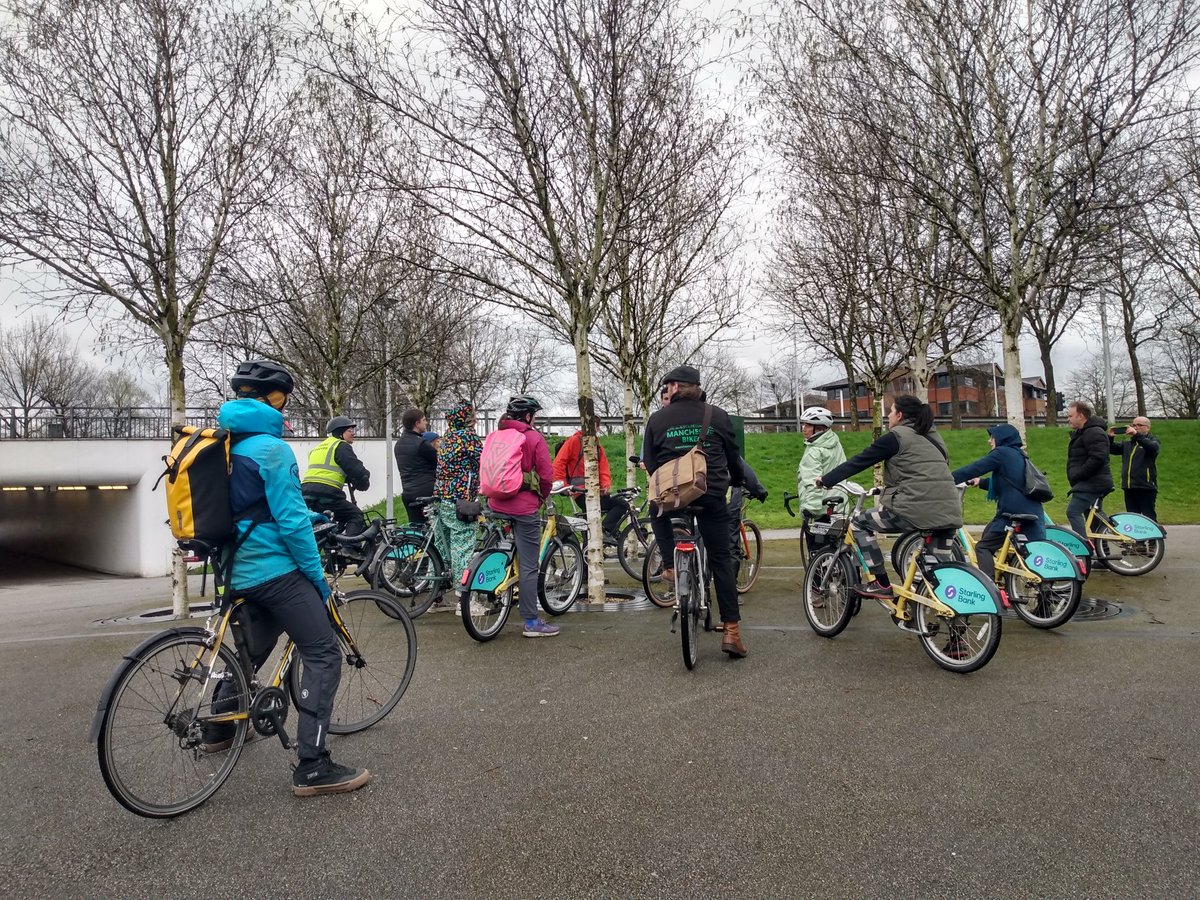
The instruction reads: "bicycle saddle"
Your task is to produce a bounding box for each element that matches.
[413,495,437,505]
[332,520,381,545]
[1002,513,1042,524]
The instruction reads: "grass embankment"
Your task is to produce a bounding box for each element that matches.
[368,421,1198,529]
[595,420,1198,530]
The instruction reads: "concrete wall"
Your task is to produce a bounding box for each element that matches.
[0,438,400,576]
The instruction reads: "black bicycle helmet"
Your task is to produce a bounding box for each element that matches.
[230,360,294,396]
[326,415,355,436]
[506,395,543,416]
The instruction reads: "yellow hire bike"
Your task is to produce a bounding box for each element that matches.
[91,530,416,819]
[802,482,1003,673]
[891,509,1086,630]
[457,485,585,642]
[1078,498,1166,576]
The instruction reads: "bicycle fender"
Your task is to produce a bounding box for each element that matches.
[1021,540,1084,582]
[87,627,208,744]
[462,548,510,593]
[1043,525,1092,563]
[927,562,1002,616]
[1109,513,1166,541]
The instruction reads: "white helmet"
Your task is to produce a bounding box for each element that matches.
[799,406,834,427]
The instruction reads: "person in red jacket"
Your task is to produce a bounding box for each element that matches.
[485,395,559,638]
[552,427,629,543]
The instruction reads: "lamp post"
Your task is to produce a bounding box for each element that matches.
[1099,292,1115,424]
[383,334,395,520]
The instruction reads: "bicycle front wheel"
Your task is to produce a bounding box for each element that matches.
[97,630,249,818]
[1005,571,1082,629]
[801,549,855,638]
[915,604,1001,673]
[616,519,651,581]
[540,536,584,615]
[1093,536,1165,576]
[678,550,701,670]
[735,519,763,594]
[375,532,445,618]
[640,524,692,608]
[291,590,416,734]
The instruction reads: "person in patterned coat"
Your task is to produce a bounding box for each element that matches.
[432,400,483,601]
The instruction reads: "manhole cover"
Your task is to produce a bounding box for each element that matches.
[998,595,1126,622]
[96,602,219,626]
[570,589,658,612]
[1072,596,1127,621]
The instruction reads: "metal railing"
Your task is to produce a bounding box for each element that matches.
[0,406,1096,441]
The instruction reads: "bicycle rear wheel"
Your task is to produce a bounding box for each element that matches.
[96,629,249,818]
[376,532,445,618]
[735,519,763,594]
[1005,571,1082,629]
[915,604,1001,673]
[1093,536,1164,576]
[461,583,514,641]
[290,590,416,734]
[678,550,701,670]
[539,536,584,615]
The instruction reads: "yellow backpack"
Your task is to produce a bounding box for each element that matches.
[158,426,234,546]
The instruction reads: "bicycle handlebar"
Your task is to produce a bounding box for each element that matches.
[783,492,798,518]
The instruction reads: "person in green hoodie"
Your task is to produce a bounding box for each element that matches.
[794,407,847,553]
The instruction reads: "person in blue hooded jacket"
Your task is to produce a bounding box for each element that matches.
[211,360,371,798]
[951,423,1046,581]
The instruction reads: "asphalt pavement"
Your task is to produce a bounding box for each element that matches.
[0,530,1197,899]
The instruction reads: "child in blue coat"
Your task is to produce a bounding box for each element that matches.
[951,423,1046,580]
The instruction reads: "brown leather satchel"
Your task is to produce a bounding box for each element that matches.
[648,404,713,515]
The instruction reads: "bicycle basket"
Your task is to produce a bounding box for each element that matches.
[808,515,848,548]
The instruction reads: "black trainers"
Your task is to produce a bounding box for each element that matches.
[292,754,372,797]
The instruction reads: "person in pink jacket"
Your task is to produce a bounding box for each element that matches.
[487,395,558,637]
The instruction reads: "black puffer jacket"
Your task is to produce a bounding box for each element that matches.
[1067,416,1114,495]
[394,429,437,499]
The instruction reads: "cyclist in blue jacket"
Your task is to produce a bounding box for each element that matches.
[951,423,1046,580]
[210,360,371,798]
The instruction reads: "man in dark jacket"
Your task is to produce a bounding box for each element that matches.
[1065,400,1114,536]
[394,408,438,525]
[952,423,1045,580]
[644,364,747,657]
[1108,416,1160,519]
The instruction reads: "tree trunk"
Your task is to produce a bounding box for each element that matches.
[1000,307,1027,441]
[841,360,860,429]
[1124,325,1147,416]
[909,351,931,404]
[1038,340,1059,428]
[622,381,637,488]
[167,340,189,619]
[572,328,605,606]
[946,357,962,429]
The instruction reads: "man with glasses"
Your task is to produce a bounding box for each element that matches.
[1109,416,1161,519]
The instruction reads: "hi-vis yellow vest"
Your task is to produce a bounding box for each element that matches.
[302,436,346,490]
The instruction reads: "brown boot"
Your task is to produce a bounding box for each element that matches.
[721,621,747,658]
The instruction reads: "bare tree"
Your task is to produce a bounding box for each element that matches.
[312,0,729,602]
[770,0,1200,437]
[1145,318,1200,418]
[0,0,295,614]
[0,316,79,431]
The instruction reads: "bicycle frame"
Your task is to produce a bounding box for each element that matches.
[835,485,970,624]
[1084,502,1166,543]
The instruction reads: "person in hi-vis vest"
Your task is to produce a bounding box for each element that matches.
[302,416,371,535]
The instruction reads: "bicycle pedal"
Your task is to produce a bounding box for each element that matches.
[670,610,678,634]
